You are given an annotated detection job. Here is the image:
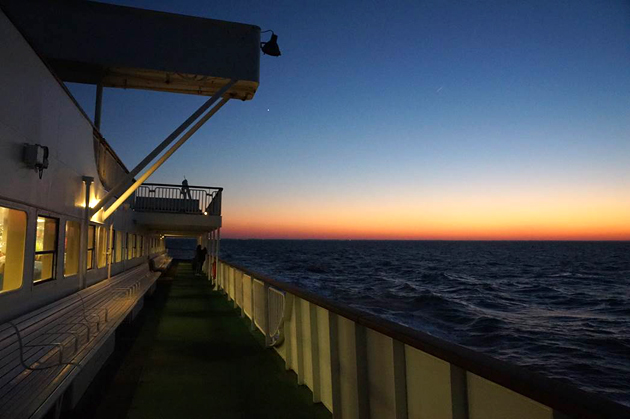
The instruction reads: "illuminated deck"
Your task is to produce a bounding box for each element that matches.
[68,262,330,419]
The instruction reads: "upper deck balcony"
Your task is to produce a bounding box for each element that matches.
[131,182,222,233]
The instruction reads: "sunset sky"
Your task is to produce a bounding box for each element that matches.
[69,0,630,240]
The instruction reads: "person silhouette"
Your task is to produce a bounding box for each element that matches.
[181,177,192,200]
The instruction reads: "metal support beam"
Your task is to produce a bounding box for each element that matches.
[91,80,236,215]
[94,83,103,129]
[107,224,113,280]
[99,97,230,221]
[80,176,93,290]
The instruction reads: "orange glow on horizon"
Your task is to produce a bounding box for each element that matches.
[220,189,630,240]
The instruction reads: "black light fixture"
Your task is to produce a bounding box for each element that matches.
[260,30,281,57]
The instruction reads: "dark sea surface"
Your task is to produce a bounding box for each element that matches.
[215,239,630,406]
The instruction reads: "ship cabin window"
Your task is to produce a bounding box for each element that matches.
[97,226,107,268]
[127,233,133,260]
[0,205,27,293]
[34,216,58,283]
[64,221,80,277]
[87,225,95,270]
[139,236,144,256]
[133,235,138,258]
[114,230,122,263]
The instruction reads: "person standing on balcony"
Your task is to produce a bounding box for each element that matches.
[181,177,192,200]
[197,247,208,275]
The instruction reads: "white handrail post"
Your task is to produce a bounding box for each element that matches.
[250,276,256,331]
[295,298,304,384]
[310,303,321,403]
[329,312,342,418]
[263,283,271,347]
[284,293,293,370]
[216,228,221,285]
[240,272,245,318]
[450,365,469,419]
[392,340,408,419]
[355,324,370,419]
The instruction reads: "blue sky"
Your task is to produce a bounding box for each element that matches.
[69,0,630,239]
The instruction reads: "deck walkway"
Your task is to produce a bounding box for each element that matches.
[64,262,331,419]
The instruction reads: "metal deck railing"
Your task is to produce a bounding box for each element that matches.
[132,183,222,215]
[218,260,630,419]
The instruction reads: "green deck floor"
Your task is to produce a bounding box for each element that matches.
[65,262,331,419]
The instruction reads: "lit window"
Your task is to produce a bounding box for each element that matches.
[97,226,107,268]
[114,230,122,263]
[64,221,80,276]
[0,206,27,293]
[34,216,58,283]
[127,233,133,260]
[87,225,95,270]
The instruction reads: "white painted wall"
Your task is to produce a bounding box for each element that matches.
[0,10,163,322]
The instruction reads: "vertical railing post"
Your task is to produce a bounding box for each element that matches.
[392,340,408,419]
[263,283,271,347]
[240,272,245,317]
[355,324,370,419]
[295,298,305,385]
[250,276,256,331]
[284,293,293,370]
[211,230,214,282]
[216,189,222,215]
[211,230,215,281]
[450,365,469,419]
[216,227,221,282]
[329,312,342,418]
[310,303,321,402]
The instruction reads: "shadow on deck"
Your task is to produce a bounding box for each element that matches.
[62,262,331,419]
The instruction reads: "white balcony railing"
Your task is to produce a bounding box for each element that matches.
[132,183,222,215]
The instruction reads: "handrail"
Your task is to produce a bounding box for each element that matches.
[140,182,224,191]
[220,259,630,419]
[132,183,222,215]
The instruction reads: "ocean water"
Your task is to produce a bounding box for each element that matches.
[218,239,630,406]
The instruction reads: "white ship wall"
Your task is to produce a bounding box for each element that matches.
[0,9,157,321]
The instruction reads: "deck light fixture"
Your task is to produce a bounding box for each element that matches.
[260,30,281,57]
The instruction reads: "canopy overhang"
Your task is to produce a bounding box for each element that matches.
[0,0,260,100]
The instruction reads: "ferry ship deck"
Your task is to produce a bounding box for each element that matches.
[65,262,330,419]
[1,1,630,418]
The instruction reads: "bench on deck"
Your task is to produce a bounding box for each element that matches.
[0,263,161,419]
[149,253,172,273]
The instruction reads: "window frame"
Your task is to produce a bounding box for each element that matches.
[34,215,59,285]
[96,225,107,269]
[87,224,96,271]
[112,229,117,263]
[63,219,81,278]
[0,200,29,295]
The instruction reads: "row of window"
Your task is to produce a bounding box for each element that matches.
[0,205,165,293]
